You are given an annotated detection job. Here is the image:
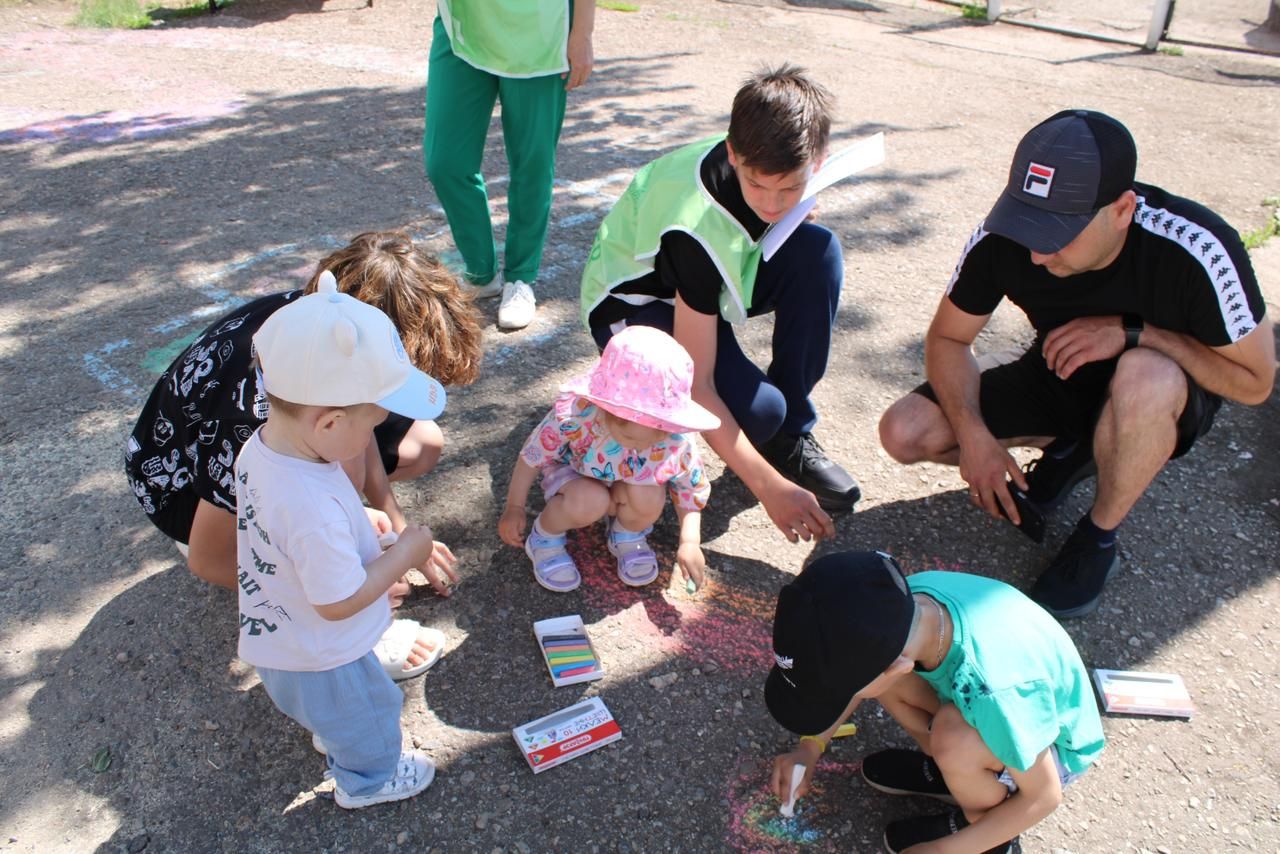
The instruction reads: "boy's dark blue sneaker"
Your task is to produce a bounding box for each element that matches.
[884,809,1015,854]
[1024,439,1097,512]
[1029,525,1119,619]
[758,431,861,512]
[861,748,957,804]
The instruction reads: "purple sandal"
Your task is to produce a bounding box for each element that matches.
[607,520,659,587]
[525,528,581,593]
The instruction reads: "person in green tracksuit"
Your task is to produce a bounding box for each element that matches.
[423,0,595,331]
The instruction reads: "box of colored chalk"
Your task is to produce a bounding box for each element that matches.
[533,614,603,687]
[512,697,622,774]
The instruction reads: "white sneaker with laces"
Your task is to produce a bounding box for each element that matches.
[468,275,503,299]
[497,280,536,329]
[334,749,436,809]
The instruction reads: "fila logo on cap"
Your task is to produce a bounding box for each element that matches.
[1023,162,1054,198]
[774,653,794,670]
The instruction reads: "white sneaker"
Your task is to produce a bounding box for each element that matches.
[334,749,436,809]
[497,280,536,329]
[468,276,503,299]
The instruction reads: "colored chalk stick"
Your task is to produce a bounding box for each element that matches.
[551,661,596,675]
[542,640,591,650]
[547,654,594,665]
[543,645,591,655]
[554,664,596,678]
[541,633,587,643]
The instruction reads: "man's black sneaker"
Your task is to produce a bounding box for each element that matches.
[758,431,861,512]
[1029,525,1119,619]
[884,809,1015,854]
[861,748,957,804]
[1024,439,1097,512]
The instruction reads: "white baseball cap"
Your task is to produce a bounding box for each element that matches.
[253,271,446,421]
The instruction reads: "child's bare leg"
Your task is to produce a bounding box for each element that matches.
[930,702,1010,821]
[388,420,443,482]
[539,478,610,533]
[875,671,943,753]
[611,482,665,531]
[187,498,237,589]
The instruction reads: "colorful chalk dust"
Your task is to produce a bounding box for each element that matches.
[725,755,863,851]
[567,526,775,674]
[0,103,246,145]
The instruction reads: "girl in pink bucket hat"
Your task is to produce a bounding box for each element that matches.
[499,326,720,592]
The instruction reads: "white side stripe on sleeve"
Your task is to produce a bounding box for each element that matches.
[1133,196,1256,342]
[945,223,989,295]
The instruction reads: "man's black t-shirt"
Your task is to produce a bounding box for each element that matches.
[946,182,1264,347]
[588,141,768,328]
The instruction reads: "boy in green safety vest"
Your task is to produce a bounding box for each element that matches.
[580,65,861,544]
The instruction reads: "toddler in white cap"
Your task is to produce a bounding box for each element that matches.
[236,272,445,809]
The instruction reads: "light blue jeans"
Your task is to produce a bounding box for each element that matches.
[257,652,403,796]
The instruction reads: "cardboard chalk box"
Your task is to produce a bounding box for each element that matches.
[533,615,604,687]
[512,697,622,774]
[1092,668,1194,719]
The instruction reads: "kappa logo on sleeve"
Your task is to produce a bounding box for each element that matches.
[1023,162,1055,198]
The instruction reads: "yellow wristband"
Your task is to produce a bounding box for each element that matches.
[799,734,828,754]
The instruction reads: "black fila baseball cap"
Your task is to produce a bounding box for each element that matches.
[983,109,1137,254]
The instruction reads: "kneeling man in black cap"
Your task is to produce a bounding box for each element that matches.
[877,110,1274,619]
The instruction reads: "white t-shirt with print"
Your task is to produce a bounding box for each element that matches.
[234,430,390,672]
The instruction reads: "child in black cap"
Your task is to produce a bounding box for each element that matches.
[766,551,1104,853]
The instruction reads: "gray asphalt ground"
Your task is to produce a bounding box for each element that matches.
[1,0,1278,851]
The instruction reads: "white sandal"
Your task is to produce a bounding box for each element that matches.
[373,619,447,681]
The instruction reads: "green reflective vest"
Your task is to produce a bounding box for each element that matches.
[580,136,762,329]
[438,0,570,78]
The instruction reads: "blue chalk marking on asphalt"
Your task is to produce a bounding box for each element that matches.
[82,235,346,399]
[83,339,140,397]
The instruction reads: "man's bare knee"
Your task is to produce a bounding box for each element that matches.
[879,394,947,464]
[1109,349,1187,419]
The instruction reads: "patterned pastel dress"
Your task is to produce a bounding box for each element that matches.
[519,395,710,513]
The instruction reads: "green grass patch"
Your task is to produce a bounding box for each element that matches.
[74,0,151,28]
[1158,45,1184,57]
[960,3,987,19]
[74,0,230,29]
[1242,197,1280,251]
[598,0,639,11]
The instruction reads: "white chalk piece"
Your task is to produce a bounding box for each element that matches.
[780,763,806,817]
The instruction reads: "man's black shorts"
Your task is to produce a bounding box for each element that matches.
[912,346,1220,459]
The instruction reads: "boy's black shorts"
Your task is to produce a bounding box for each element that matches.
[912,346,1220,459]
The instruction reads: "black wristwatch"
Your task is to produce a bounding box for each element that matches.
[1122,313,1144,351]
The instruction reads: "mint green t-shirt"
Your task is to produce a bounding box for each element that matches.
[908,571,1105,775]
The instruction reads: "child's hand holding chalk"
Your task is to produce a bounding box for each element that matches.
[676,541,706,594]
[770,752,813,814]
[780,763,806,817]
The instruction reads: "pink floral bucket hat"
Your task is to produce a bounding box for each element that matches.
[560,326,720,434]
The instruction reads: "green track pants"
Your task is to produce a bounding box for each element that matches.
[423,16,568,287]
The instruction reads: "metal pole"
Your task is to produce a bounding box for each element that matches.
[987,0,1002,22]
[1145,0,1175,50]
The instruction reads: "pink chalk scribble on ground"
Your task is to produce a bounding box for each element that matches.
[0,103,246,145]
[725,754,864,851]
[567,526,775,674]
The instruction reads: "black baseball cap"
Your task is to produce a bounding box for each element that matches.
[984,109,1137,254]
[764,551,915,736]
